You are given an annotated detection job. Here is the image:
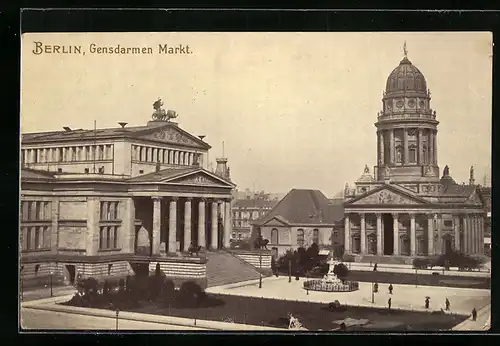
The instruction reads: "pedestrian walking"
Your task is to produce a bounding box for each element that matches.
[388,297,392,309]
[472,308,477,321]
[425,297,430,309]
[445,298,450,311]
[373,263,378,272]
[388,284,393,294]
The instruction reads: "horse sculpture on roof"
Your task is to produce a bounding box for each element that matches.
[152,98,179,121]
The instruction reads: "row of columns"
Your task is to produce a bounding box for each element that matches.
[151,196,232,254]
[22,145,112,165]
[132,145,200,166]
[378,128,437,166]
[344,212,484,256]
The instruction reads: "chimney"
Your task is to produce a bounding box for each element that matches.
[198,135,206,141]
[215,157,230,180]
[118,122,128,128]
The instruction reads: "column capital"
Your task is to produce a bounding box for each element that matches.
[171,196,179,202]
[151,196,163,201]
[375,212,382,218]
[359,212,365,217]
[391,212,398,218]
[409,213,416,219]
[199,197,206,203]
[185,197,193,202]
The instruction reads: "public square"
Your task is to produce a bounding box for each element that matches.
[206,276,491,315]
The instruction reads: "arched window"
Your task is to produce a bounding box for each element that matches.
[297,229,305,247]
[271,228,279,244]
[312,229,319,244]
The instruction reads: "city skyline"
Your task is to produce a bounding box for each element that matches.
[21,32,492,196]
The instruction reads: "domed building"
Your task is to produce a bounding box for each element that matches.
[343,49,486,262]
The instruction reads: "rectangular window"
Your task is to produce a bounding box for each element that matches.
[35,227,40,249]
[297,230,305,247]
[409,148,417,163]
[26,228,32,250]
[99,227,105,249]
[444,220,453,227]
[113,227,118,248]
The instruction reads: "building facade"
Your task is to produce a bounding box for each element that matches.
[232,195,278,240]
[343,53,486,262]
[252,189,344,258]
[20,105,235,288]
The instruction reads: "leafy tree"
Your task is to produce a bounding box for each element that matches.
[333,263,349,283]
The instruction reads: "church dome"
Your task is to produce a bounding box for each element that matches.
[385,57,427,94]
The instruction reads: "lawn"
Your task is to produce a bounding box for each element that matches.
[105,293,467,331]
[345,271,490,289]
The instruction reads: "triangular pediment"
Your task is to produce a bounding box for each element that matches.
[262,216,290,227]
[346,185,429,205]
[164,170,234,188]
[138,125,209,149]
[465,190,483,206]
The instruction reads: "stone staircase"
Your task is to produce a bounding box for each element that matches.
[205,251,262,288]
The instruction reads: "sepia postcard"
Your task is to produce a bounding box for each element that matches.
[20,31,491,332]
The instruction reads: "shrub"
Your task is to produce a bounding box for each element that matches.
[179,281,204,307]
[162,279,176,303]
[333,263,349,282]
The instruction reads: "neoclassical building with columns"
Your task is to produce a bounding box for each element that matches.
[343,52,486,262]
[20,104,236,288]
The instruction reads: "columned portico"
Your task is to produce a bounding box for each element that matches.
[183,198,192,252]
[392,213,399,256]
[211,200,219,250]
[376,213,382,255]
[198,198,206,249]
[360,213,366,254]
[410,213,416,256]
[152,196,162,255]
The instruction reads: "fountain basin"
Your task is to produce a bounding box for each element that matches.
[303,279,359,292]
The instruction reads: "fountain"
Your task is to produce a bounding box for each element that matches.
[303,257,359,292]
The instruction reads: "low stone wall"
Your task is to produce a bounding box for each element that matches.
[228,250,272,270]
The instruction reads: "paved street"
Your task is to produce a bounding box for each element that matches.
[347,263,490,278]
[20,307,204,330]
[206,277,491,315]
[21,286,77,302]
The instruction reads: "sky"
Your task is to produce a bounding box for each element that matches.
[21,32,492,197]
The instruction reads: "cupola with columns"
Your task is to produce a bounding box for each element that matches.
[375,42,440,183]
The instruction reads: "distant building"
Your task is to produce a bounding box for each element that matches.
[252,189,344,258]
[20,102,235,288]
[232,195,278,240]
[480,186,491,255]
[343,51,486,262]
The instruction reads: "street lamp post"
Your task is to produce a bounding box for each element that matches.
[371,282,374,303]
[259,250,262,289]
[50,271,54,297]
[415,268,418,288]
[115,309,120,330]
[288,260,292,283]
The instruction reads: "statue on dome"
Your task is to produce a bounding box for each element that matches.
[364,165,370,174]
[443,165,450,177]
[152,98,179,121]
[470,166,475,179]
[344,183,350,196]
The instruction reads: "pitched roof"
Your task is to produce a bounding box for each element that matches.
[233,198,278,209]
[21,168,56,181]
[127,166,235,186]
[127,167,199,182]
[253,189,344,226]
[22,121,211,149]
